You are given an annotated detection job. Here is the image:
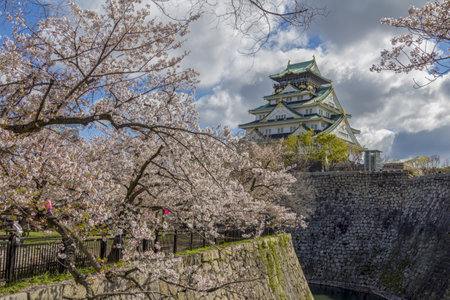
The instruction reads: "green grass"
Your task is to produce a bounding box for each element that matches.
[0,267,98,295]
[0,231,61,244]
[0,272,72,295]
[175,234,285,256]
[1,231,109,243]
[0,231,59,238]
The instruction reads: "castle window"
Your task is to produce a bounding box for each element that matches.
[290,126,296,132]
[277,128,284,134]
[265,129,271,135]
[276,114,286,120]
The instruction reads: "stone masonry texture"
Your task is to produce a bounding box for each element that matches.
[1,234,313,300]
[288,171,449,300]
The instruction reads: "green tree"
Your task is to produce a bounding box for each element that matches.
[293,130,349,171]
[298,129,315,157]
[406,155,443,175]
[314,132,349,171]
[281,134,300,166]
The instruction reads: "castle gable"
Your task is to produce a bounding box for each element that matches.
[327,119,359,144]
[282,84,301,93]
[264,102,300,121]
[322,91,342,110]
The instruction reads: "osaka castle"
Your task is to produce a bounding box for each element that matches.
[238,58,360,145]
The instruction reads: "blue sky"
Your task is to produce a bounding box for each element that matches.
[3,0,449,163]
[182,0,450,163]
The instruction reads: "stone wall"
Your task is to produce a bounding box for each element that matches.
[289,171,449,300]
[1,234,313,300]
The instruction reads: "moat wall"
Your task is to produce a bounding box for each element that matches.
[289,171,449,300]
[1,234,313,300]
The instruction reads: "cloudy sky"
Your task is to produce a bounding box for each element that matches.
[6,0,449,163]
[175,0,449,163]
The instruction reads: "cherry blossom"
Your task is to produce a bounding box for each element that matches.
[0,0,299,297]
[371,1,450,87]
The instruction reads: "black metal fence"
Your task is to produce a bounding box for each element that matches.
[0,229,258,283]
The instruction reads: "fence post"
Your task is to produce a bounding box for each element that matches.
[107,235,123,262]
[6,234,17,282]
[100,237,107,259]
[117,235,123,261]
[142,239,149,252]
[189,231,193,250]
[173,230,177,254]
[154,230,159,253]
[57,239,67,274]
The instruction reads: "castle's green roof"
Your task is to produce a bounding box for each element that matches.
[269,59,332,83]
[298,87,332,105]
[248,103,274,113]
[238,114,324,129]
[251,87,333,113]
[269,60,315,79]
[263,85,313,100]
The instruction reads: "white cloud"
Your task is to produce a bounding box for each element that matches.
[358,127,396,156]
[195,88,248,128]
[186,0,450,160]
[70,0,449,161]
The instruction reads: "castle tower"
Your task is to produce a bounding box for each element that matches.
[238,58,360,145]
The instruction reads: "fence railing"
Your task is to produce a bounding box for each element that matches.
[0,229,271,283]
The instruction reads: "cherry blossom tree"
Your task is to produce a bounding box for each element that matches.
[371,1,450,87]
[0,0,298,297]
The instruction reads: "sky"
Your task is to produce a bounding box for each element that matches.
[3,0,449,163]
[176,0,450,163]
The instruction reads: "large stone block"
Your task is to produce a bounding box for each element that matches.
[28,285,63,300]
[0,293,28,300]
